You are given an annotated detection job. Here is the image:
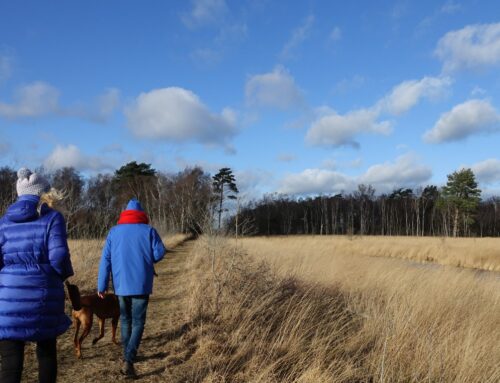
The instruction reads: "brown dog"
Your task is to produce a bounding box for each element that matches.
[65,281,120,358]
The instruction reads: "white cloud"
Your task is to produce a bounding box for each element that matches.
[469,158,500,184]
[280,14,315,59]
[380,76,453,115]
[125,87,237,149]
[245,66,303,110]
[181,0,228,28]
[306,75,451,148]
[423,99,500,143]
[279,168,354,195]
[279,154,432,195]
[359,154,432,191]
[235,169,274,202]
[44,145,113,172]
[436,23,500,72]
[306,107,392,148]
[0,81,59,118]
[329,26,342,42]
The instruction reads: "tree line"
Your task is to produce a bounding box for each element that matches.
[231,168,500,238]
[0,162,239,238]
[2,163,499,238]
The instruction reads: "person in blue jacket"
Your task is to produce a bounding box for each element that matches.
[97,198,166,378]
[0,168,74,383]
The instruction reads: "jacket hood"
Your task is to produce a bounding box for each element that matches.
[126,199,144,211]
[6,195,43,223]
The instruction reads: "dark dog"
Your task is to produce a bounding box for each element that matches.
[65,281,120,358]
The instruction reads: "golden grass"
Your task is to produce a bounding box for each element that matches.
[68,233,190,293]
[53,234,499,382]
[162,235,500,382]
[239,235,500,272]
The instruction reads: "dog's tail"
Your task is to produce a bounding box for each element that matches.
[65,281,83,311]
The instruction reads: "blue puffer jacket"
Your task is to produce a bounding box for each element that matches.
[0,195,74,341]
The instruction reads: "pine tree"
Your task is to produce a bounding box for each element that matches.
[212,167,238,230]
[441,168,481,237]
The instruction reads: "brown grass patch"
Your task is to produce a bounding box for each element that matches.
[238,235,500,272]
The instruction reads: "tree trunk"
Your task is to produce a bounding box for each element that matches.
[453,207,459,237]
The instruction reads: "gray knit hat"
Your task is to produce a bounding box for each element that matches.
[16,168,51,197]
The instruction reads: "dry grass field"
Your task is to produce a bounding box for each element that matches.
[20,234,500,382]
[237,235,500,272]
[224,236,500,382]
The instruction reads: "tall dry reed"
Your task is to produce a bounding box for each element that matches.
[181,236,500,383]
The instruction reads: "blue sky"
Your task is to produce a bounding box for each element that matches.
[1,0,500,199]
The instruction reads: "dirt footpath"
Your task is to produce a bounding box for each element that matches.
[22,240,197,382]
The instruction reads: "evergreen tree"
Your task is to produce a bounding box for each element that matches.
[114,161,157,207]
[441,168,481,237]
[212,167,238,229]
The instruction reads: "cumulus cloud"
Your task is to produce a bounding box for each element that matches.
[358,154,432,191]
[181,0,228,28]
[245,66,303,110]
[279,168,354,195]
[235,169,274,202]
[279,154,432,195]
[469,158,500,184]
[306,75,451,148]
[280,14,315,59]
[380,76,453,115]
[0,81,59,118]
[125,87,237,149]
[435,23,500,72]
[423,99,500,143]
[44,145,113,172]
[305,107,392,148]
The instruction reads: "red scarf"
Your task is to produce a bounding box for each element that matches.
[117,210,149,224]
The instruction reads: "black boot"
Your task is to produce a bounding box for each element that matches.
[120,360,137,379]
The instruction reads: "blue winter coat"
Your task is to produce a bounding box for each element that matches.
[0,195,74,341]
[97,222,166,296]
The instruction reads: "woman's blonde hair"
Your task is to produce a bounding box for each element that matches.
[38,188,65,212]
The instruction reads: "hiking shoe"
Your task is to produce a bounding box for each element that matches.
[120,361,137,379]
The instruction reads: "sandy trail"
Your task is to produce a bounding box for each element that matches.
[22,239,196,382]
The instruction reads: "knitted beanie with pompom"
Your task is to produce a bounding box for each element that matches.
[16,168,51,197]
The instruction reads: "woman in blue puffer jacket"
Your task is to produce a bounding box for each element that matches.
[0,168,74,383]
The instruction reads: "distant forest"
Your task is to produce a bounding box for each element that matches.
[234,169,500,238]
[1,163,499,238]
[0,163,213,238]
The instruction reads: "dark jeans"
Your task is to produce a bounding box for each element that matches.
[0,338,57,383]
[119,295,149,363]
